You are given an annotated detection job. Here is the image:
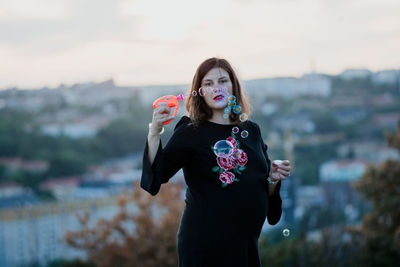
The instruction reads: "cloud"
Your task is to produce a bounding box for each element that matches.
[0,0,399,89]
[0,0,138,46]
[0,0,72,21]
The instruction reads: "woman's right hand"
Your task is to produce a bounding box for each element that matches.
[149,102,175,136]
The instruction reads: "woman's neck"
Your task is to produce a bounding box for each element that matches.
[209,109,232,125]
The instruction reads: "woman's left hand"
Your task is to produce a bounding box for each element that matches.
[270,160,291,181]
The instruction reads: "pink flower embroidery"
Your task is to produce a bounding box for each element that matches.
[219,172,235,184]
[217,153,235,170]
[211,133,248,188]
[233,150,248,167]
[226,137,237,148]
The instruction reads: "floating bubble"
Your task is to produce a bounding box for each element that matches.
[232,126,239,134]
[233,105,242,114]
[213,140,233,156]
[220,86,228,93]
[199,87,205,96]
[239,113,248,122]
[223,113,229,119]
[224,107,231,114]
[282,229,290,237]
[228,95,236,102]
[241,130,249,138]
[231,148,241,159]
[228,101,236,108]
[205,86,213,93]
[192,91,197,96]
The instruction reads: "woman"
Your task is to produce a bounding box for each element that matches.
[141,57,291,267]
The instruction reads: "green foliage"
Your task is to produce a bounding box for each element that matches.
[0,108,150,189]
[294,144,337,185]
[95,118,146,157]
[311,111,340,134]
[331,76,400,96]
[13,170,46,189]
[47,259,96,267]
[352,123,400,266]
[298,206,346,234]
[259,235,323,267]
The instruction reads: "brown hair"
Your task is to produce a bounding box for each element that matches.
[185,57,251,127]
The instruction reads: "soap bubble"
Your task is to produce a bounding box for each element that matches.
[240,130,249,138]
[282,229,290,237]
[198,87,205,96]
[228,95,236,102]
[233,105,242,114]
[231,148,241,159]
[228,101,236,108]
[239,113,248,122]
[204,86,213,93]
[232,126,239,134]
[223,114,229,119]
[224,107,231,114]
[213,140,234,156]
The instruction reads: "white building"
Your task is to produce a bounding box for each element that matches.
[40,116,112,138]
[340,69,372,80]
[337,141,400,164]
[319,160,369,182]
[59,79,137,107]
[243,73,331,101]
[0,196,138,267]
[372,70,400,85]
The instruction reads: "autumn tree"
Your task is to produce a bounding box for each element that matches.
[65,181,185,267]
[351,123,400,266]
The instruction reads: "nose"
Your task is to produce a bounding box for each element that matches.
[213,86,228,95]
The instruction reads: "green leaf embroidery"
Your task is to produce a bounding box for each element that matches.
[221,183,228,188]
[234,178,240,182]
[239,166,246,171]
[212,166,220,172]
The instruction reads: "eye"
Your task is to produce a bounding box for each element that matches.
[204,82,211,86]
[221,80,227,83]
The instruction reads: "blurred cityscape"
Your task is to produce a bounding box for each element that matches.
[0,68,399,266]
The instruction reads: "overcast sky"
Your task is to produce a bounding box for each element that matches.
[0,0,399,89]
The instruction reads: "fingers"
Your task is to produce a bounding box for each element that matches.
[277,165,290,172]
[149,103,175,135]
[271,160,283,167]
[271,172,288,181]
[270,159,292,181]
[272,159,291,172]
[153,103,172,119]
[155,102,171,114]
[278,169,290,176]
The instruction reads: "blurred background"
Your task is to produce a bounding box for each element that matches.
[0,0,399,266]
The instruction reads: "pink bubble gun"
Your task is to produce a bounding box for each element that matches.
[152,94,184,125]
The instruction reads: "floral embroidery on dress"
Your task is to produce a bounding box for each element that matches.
[211,130,248,188]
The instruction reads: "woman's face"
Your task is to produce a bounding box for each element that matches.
[200,67,233,110]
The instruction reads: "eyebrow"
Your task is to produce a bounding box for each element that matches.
[203,76,229,82]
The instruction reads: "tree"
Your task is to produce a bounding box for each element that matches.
[65,181,185,267]
[351,122,400,266]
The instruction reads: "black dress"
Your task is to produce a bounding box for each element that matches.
[141,116,282,267]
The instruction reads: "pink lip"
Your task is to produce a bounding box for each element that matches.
[214,95,224,101]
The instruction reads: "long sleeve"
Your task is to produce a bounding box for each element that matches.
[255,123,282,225]
[141,116,192,196]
